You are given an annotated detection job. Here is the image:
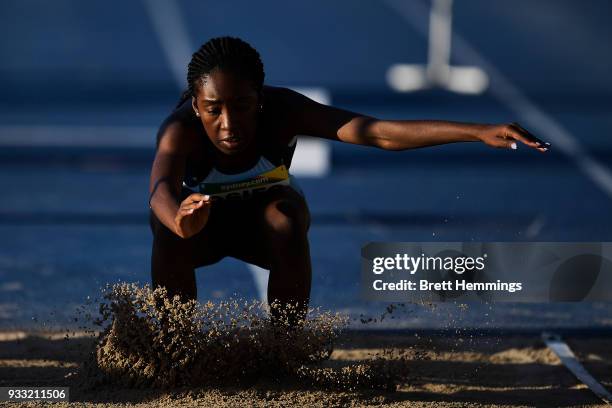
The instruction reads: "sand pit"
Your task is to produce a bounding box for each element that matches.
[2,331,611,407]
[0,285,610,407]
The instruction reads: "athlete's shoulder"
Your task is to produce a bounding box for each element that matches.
[262,85,314,111]
[256,86,299,147]
[262,85,328,123]
[155,98,201,152]
[261,85,321,137]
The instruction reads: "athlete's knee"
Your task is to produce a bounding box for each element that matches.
[262,193,309,240]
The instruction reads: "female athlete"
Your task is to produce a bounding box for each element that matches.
[148,36,548,325]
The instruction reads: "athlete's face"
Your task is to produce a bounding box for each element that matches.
[192,70,260,155]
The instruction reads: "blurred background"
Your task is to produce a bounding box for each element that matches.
[1,0,611,330]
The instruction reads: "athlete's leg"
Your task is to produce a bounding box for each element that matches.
[250,186,312,326]
[149,208,228,302]
[149,210,199,301]
[228,187,312,325]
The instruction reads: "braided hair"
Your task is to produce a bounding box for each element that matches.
[176,36,265,109]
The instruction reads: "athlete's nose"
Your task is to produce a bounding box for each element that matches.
[220,106,237,132]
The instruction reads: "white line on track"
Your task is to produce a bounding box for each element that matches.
[249,266,269,306]
[141,0,193,89]
[384,0,612,200]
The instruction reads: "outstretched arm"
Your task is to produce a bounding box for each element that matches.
[286,89,549,152]
[354,119,549,152]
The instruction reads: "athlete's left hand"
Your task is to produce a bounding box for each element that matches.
[479,122,550,152]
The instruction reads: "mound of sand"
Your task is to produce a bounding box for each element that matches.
[80,283,409,392]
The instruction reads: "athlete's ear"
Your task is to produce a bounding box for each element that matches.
[257,90,264,113]
[192,96,200,117]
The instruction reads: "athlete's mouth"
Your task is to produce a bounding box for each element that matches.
[220,136,243,149]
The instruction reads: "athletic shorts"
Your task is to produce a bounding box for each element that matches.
[149,185,308,270]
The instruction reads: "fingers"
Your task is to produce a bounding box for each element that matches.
[182,198,210,210]
[181,194,210,207]
[181,200,210,209]
[185,193,209,204]
[510,122,546,145]
[174,194,212,238]
[179,207,196,216]
[513,122,551,149]
[179,194,211,215]
[179,204,209,217]
[503,123,550,152]
[490,133,519,149]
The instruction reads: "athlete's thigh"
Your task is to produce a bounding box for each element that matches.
[225,186,311,268]
[204,198,270,270]
[189,202,246,268]
[149,208,226,268]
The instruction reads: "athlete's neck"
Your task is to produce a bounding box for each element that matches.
[212,142,260,174]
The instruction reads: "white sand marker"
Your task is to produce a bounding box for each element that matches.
[542,332,612,405]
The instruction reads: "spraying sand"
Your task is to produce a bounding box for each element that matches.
[79,283,409,391]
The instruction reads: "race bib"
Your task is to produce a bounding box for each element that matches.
[183,165,291,201]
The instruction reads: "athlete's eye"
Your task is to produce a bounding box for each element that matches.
[206,108,221,115]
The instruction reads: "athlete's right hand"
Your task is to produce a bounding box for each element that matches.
[174,193,212,239]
